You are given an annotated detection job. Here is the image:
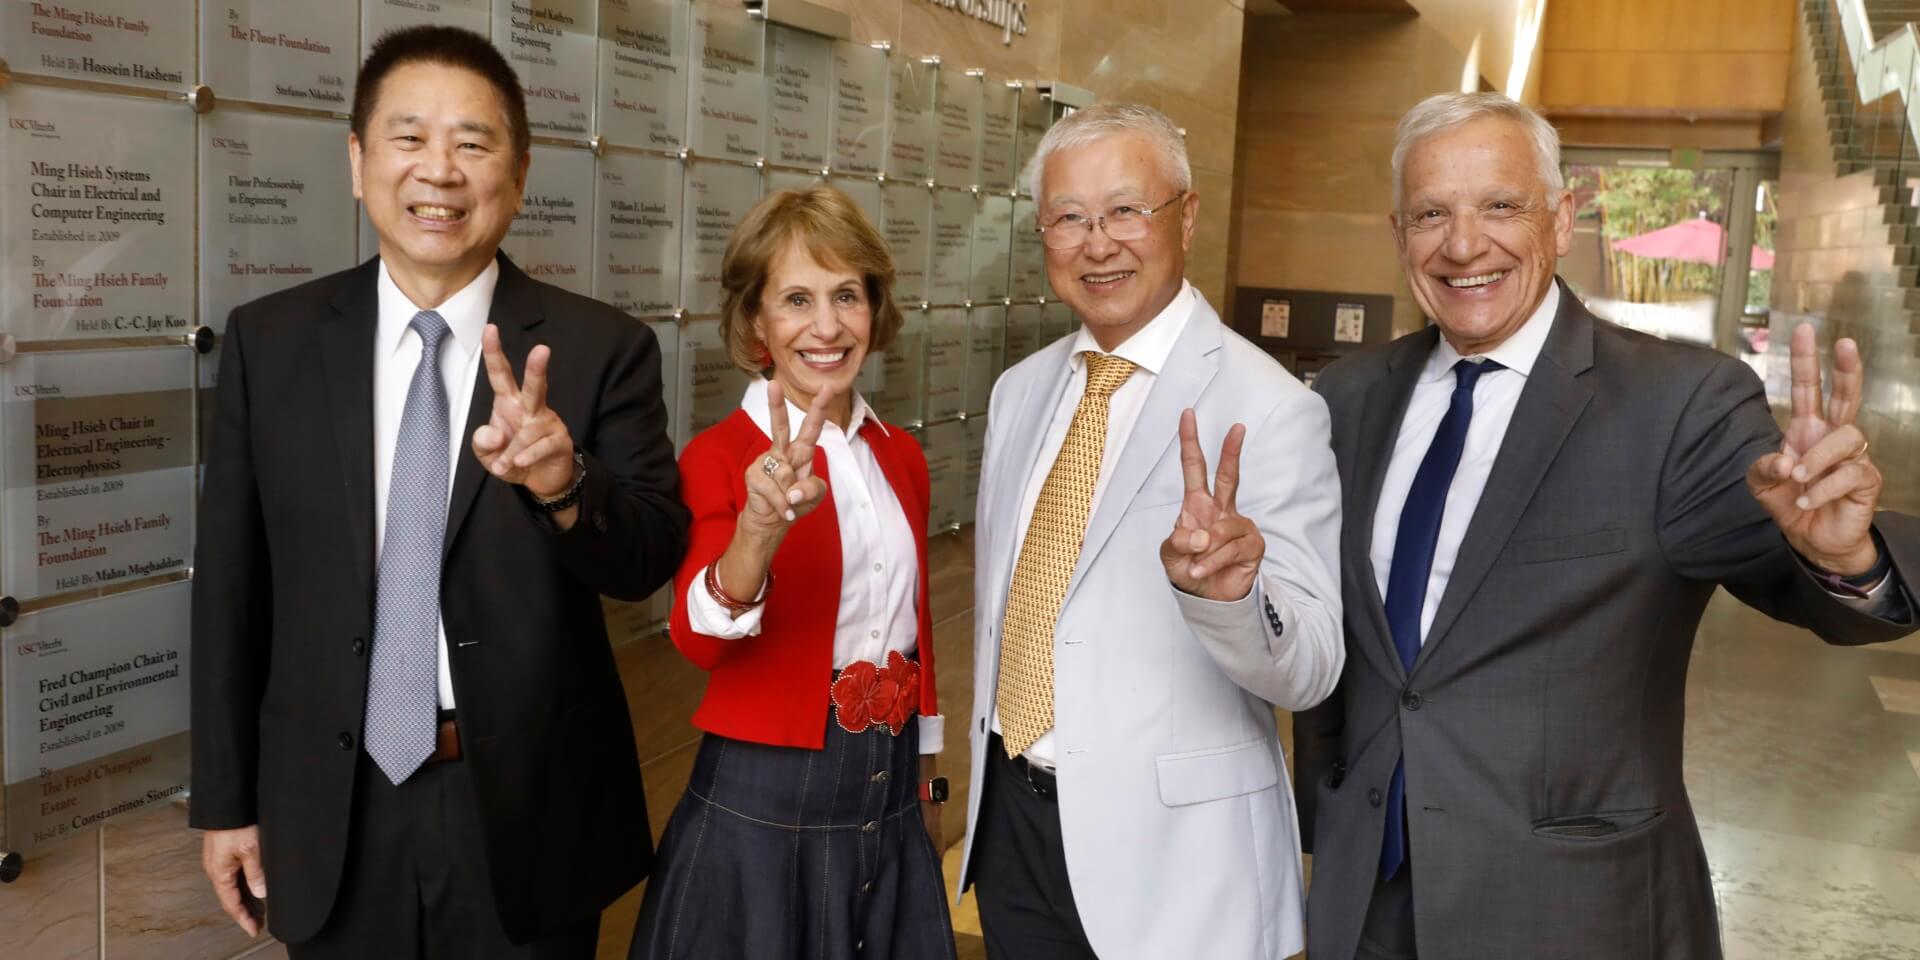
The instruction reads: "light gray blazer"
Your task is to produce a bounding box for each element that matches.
[957,292,1345,960]
[1296,283,1920,959]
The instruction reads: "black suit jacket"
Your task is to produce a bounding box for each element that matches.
[189,254,689,944]
[1294,284,1918,959]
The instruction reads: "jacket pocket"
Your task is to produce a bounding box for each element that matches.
[1509,526,1627,565]
[1531,806,1665,842]
[1156,737,1279,807]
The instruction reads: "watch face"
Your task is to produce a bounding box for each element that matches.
[928,776,950,803]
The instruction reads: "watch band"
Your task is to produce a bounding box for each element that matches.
[918,776,949,804]
[529,452,586,513]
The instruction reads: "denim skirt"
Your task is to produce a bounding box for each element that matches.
[628,713,957,960]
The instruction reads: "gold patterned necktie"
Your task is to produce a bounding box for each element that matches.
[997,352,1138,757]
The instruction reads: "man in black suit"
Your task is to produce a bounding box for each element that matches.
[189,26,688,958]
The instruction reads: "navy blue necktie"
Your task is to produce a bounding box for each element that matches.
[1379,357,1501,881]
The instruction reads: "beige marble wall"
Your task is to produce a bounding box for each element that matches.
[1234,13,1470,339]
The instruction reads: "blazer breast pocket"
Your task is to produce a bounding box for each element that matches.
[1507,526,1627,565]
[1156,737,1279,807]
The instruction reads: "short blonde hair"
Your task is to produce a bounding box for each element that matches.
[1393,92,1565,211]
[719,187,904,373]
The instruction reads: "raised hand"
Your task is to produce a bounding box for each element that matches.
[470,324,577,501]
[1160,409,1265,602]
[740,381,833,539]
[1746,323,1883,576]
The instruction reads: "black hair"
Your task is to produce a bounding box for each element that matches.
[351,25,530,156]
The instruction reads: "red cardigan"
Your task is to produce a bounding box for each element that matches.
[668,408,939,749]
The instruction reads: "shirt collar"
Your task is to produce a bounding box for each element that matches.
[376,258,498,359]
[741,377,886,442]
[1067,279,1195,374]
[1421,278,1561,383]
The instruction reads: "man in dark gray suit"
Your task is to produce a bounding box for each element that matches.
[1296,91,1919,959]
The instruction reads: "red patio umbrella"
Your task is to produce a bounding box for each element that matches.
[1611,215,1774,270]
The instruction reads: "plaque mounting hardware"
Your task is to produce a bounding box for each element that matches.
[189,327,217,355]
[1037,82,1094,109]
[0,595,19,627]
[0,851,23,884]
[0,57,11,89]
[743,0,852,40]
[188,85,217,114]
[965,69,987,79]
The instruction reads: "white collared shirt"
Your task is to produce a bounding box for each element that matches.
[991,280,1198,767]
[684,379,942,753]
[1369,281,1560,645]
[373,259,495,709]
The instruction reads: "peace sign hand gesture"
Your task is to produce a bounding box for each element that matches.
[1161,410,1265,602]
[1746,323,1884,576]
[471,324,578,501]
[739,381,832,543]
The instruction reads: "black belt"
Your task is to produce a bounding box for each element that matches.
[992,733,1057,800]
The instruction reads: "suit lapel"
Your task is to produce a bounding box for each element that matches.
[986,339,1075,600]
[1063,300,1220,612]
[1349,329,1436,682]
[444,254,545,559]
[321,258,382,602]
[1413,285,1596,672]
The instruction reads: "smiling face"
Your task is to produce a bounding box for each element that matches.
[1393,116,1573,355]
[753,240,871,428]
[349,60,529,302]
[1038,130,1199,351]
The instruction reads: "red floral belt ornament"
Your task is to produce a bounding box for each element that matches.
[831,650,920,735]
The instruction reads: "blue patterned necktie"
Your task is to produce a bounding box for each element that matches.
[1379,357,1502,881]
[364,310,453,786]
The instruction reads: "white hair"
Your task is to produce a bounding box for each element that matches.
[1392,92,1565,211]
[1022,102,1192,201]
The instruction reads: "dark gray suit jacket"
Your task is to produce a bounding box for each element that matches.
[1295,284,1918,959]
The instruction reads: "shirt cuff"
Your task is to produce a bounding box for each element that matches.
[917,713,945,755]
[1835,568,1913,621]
[682,565,766,638]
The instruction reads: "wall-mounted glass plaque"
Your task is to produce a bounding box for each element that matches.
[5,0,193,92]
[882,182,930,305]
[1009,196,1046,298]
[971,194,1013,301]
[648,319,689,449]
[966,305,1003,415]
[1004,302,1043,368]
[766,168,824,196]
[2,88,195,342]
[681,161,762,314]
[927,190,973,306]
[1014,83,1049,196]
[200,0,356,109]
[978,81,1018,192]
[493,0,596,138]
[690,0,766,161]
[683,317,751,436]
[886,56,935,182]
[201,112,358,334]
[830,42,887,175]
[364,0,489,49]
[832,176,883,233]
[921,419,966,531]
[598,0,689,151]
[1044,301,1077,340]
[964,416,985,525]
[3,581,192,855]
[870,309,926,427]
[934,69,980,187]
[923,307,966,422]
[766,25,832,168]
[501,145,594,295]
[1,346,196,604]
[596,152,683,317]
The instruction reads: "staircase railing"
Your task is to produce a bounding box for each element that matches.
[1835,0,1920,163]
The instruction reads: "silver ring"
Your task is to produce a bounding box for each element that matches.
[762,455,781,477]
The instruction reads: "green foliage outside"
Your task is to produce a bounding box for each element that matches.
[1569,167,1775,311]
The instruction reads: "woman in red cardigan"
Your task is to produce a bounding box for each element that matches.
[629,187,956,960]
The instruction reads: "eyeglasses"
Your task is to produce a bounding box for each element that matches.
[1035,193,1186,250]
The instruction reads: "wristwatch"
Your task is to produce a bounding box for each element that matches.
[529,452,587,513]
[918,776,949,804]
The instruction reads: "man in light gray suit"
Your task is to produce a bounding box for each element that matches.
[1296,91,1919,959]
[956,104,1344,959]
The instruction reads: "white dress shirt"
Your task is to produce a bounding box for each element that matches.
[1371,281,1897,642]
[685,378,943,753]
[991,280,1197,768]
[373,259,493,709]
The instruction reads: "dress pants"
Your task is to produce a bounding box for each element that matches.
[285,752,598,960]
[970,734,1098,960]
[1355,854,1418,960]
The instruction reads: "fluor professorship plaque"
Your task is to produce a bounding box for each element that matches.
[2,582,191,855]
[2,87,195,342]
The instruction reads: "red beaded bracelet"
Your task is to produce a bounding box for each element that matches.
[704,563,767,615]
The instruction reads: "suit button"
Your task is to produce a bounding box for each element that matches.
[1368,788,1382,808]
[350,637,366,656]
[861,880,874,894]
[862,820,879,833]
[1328,761,1347,789]
[337,732,355,751]
[1401,690,1424,711]
[592,512,609,533]
[871,770,890,784]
